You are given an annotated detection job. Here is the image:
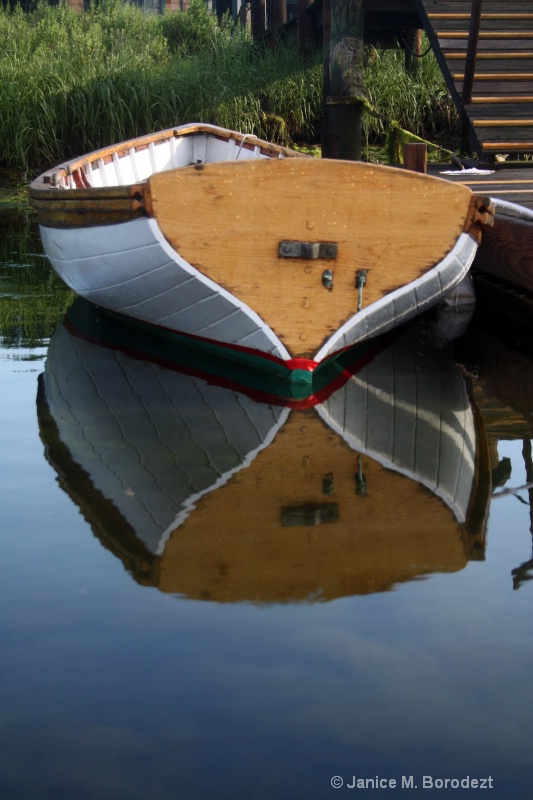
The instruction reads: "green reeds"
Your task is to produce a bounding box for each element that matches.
[0,0,322,173]
[0,0,456,175]
[363,44,458,152]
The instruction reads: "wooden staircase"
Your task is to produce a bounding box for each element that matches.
[414,0,533,160]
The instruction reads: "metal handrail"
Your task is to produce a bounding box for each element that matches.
[462,0,483,103]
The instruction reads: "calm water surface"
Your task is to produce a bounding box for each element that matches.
[1,209,533,799]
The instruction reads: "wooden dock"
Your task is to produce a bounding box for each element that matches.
[429,164,533,210]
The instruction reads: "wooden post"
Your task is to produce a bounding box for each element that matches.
[404,28,422,74]
[215,0,232,20]
[269,0,287,36]
[322,0,364,160]
[297,0,313,55]
[251,0,266,38]
[237,2,250,27]
[322,0,331,155]
[403,143,427,174]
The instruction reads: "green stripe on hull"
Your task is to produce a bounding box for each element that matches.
[62,299,392,405]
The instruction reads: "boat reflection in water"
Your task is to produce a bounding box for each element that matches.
[38,298,489,602]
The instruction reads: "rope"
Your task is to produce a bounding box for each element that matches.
[349,94,463,168]
[398,31,433,59]
[386,122,463,168]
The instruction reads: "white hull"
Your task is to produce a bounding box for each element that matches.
[40,216,479,365]
[40,217,291,361]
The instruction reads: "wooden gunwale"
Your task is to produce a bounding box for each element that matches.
[29,185,143,203]
[29,182,146,227]
[30,155,494,236]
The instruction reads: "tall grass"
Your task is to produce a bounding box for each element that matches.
[363,44,458,148]
[0,0,323,173]
[0,0,456,175]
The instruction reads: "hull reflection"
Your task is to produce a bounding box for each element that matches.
[38,299,490,602]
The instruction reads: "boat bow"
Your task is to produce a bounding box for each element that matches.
[144,158,494,360]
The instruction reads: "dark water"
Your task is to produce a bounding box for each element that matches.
[1,209,533,800]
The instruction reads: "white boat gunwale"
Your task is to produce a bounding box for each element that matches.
[30,122,304,191]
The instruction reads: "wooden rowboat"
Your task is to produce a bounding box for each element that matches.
[37,299,489,601]
[30,123,495,385]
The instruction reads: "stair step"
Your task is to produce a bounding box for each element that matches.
[453,80,533,88]
[453,78,533,96]
[445,53,533,73]
[424,0,532,6]
[481,142,533,151]
[429,13,533,18]
[416,0,533,156]
[446,53,533,59]
[473,120,533,126]
[438,37,533,52]
[467,104,533,117]
[438,32,533,39]
[428,13,533,31]
[453,73,533,81]
[468,97,533,103]
[472,124,533,146]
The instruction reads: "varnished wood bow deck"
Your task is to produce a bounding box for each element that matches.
[146,158,487,358]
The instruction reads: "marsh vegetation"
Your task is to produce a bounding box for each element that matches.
[0,0,458,175]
